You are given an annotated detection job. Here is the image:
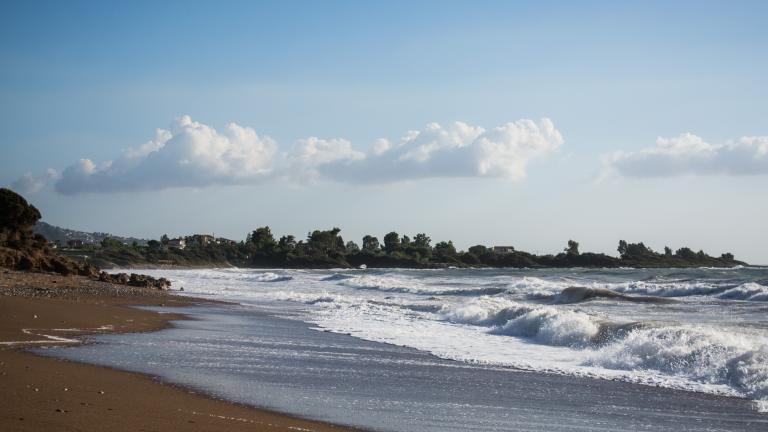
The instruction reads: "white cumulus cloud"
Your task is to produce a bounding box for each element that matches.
[314,118,563,183]
[285,137,365,182]
[10,169,59,194]
[602,133,768,179]
[55,115,277,194]
[19,116,561,195]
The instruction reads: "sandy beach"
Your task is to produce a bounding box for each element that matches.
[0,270,356,432]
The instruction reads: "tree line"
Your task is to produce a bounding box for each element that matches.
[92,225,744,269]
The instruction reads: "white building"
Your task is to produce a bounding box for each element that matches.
[167,238,186,250]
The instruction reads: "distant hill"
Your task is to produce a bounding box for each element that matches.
[34,221,148,247]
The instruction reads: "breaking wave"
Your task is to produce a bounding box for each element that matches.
[717,283,768,301]
[551,287,671,304]
[129,266,768,411]
[440,298,601,347]
[607,280,731,297]
[321,273,356,281]
[438,297,768,408]
[588,326,768,408]
[337,275,507,296]
[247,272,293,282]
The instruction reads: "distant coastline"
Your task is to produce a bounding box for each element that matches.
[48,224,745,270]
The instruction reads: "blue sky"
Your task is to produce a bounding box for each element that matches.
[2,1,767,263]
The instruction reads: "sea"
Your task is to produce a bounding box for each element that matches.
[39,266,768,431]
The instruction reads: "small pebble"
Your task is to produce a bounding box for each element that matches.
[34,388,39,392]
[64,387,69,391]
[56,408,64,413]
[98,390,105,394]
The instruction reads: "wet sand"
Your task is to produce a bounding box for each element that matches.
[0,270,356,432]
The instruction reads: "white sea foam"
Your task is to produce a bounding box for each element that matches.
[337,274,507,296]
[440,298,601,347]
[123,267,768,411]
[588,325,768,408]
[717,282,768,301]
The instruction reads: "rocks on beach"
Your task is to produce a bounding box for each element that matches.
[1,187,170,292]
[98,272,171,290]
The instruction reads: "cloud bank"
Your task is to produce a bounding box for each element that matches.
[310,119,563,183]
[603,133,768,179]
[10,169,59,194]
[55,116,277,194]
[14,116,563,195]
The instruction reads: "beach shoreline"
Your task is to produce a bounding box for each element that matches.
[0,269,358,432]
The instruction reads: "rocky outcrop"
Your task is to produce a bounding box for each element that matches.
[0,188,170,290]
[97,271,171,290]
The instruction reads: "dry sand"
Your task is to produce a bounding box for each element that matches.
[0,270,357,431]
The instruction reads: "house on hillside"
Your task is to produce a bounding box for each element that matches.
[67,239,84,249]
[217,237,238,245]
[492,246,515,254]
[167,238,186,250]
[189,234,215,246]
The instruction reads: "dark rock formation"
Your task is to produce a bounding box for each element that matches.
[0,188,170,290]
[96,271,171,290]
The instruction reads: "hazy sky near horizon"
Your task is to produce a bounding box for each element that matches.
[2,1,768,263]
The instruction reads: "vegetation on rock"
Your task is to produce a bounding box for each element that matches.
[0,188,170,289]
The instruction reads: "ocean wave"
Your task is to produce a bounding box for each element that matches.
[439,298,601,347]
[321,273,356,281]
[605,280,729,297]
[551,287,671,304]
[337,275,507,296]
[439,297,768,408]
[588,325,768,408]
[240,272,293,282]
[337,274,429,293]
[716,282,768,301]
[191,270,293,283]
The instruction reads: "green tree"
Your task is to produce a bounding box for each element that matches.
[383,231,401,254]
[160,234,170,245]
[101,237,123,249]
[617,240,628,257]
[664,246,672,256]
[362,235,380,253]
[0,188,41,232]
[345,241,360,253]
[307,228,342,255]
[278,235,297,252]
[249,226,277,252]
[565,240,580,256]
[434,240,457,257]
[468,245,488,256]
[413,233,431,248]
[622,242,653,258]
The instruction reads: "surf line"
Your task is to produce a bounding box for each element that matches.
[182,409,314,431]
[0,325,114,346]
